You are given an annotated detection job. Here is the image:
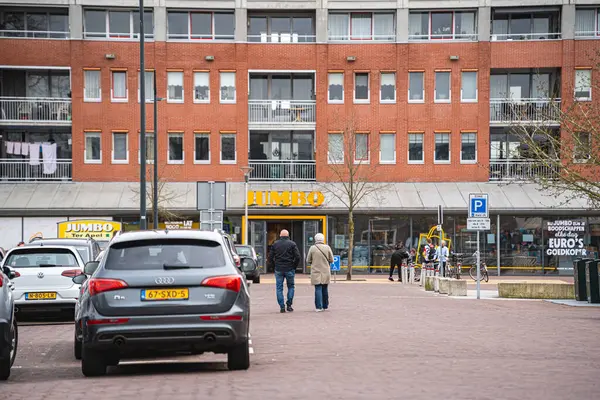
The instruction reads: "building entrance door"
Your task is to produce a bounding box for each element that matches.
[303,220,319,273]
[250,220,266,273]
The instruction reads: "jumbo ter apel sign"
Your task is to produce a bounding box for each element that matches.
[546,220,587,256]
[247,191,325,207]
[57,220,122,240]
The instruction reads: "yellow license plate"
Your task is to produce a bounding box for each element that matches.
[26,292,57,300]
[141,288,189,301]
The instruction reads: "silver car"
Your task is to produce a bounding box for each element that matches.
[73,230,251,377]
[0,265,18,380]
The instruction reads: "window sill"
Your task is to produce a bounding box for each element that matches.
[84,98,102,103]
[353,99,370,104]
[167,160,184,164]
[220,160,237,164]
[327,161,344,165]
[575,97,592,102]
[380,100,396,104]
[354,160,370,164]
[328,100,344,104]
[167,99,184,104]
[194,160,211,164]
[220,100,236,104]
[460,99,478,103]
[434,99,451,104]
[379,160,396,164]
[408,160,424,165]
[111,160,129,164]
[194,100,210,104]
[408,99,425,104]
[84,159,102,164]
[434,160,451,164]
[460,160,478,165]
[111,98,128,103]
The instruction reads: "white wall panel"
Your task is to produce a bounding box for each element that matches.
[23,217,65,242]
[0,218,22,251]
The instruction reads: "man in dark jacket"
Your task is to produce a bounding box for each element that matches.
[389,243,409,282]
[268,229,300,313]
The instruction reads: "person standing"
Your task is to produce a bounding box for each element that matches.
[306,233,333,312]
[268,229,300,313]
[389,243,409,282]
[438,240,449,277]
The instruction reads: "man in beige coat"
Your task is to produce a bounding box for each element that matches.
[306,233,334,312]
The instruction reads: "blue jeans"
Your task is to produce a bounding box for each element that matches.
[275,270,295,308]
[314,284,329,310]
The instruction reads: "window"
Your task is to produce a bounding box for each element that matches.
[354,73,369,103]
[409,10,477,41]
[111,70,128,102]
[408,72,424,102]
[460,132,477,163]
[137,71,154,103]
[379,133,396,163]
[84,132,101,163]
[84,9,153,39]
[167,71,184,102]
[167,133,184,163]
[84,70,101,102]
[328,12,395,41]
[138,132,154,163]
[408,133,424,163]
[435,133,450,163]
[248,15,315,42]
[0,9,68,38]
[435,71,451,102]
[461,71,478,102]
[112,132,128,163]
[354,133,369,162]
[167,11,235,40]
[575,69,592,100]
[194,133,210,163]
[193,72,210,103]
[220,134,236,163]
[328,133,344,164]
[380,72,396,102]
[491,9,560,40]
[328,72,344,103]
[220,72,236,103]
[575,8,598,37]
[574,132,591,161]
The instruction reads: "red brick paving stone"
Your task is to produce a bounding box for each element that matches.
[3,281,600,400]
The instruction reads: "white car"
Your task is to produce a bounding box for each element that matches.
[2,245,86,314]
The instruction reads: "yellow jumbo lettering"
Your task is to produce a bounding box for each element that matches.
[290,191,306,206]
[306,191,325,207]
[269,191,290,206]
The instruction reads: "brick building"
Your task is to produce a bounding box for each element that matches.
[0,0,598,274]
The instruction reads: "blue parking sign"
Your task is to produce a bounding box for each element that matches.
[469,193,489,218]
[331,255,341,271]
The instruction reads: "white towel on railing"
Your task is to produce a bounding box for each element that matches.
[42,143,57,174]
[29,143,40,166]
[13,142,21,155]
[6,141,13,155]
[20,142,28,156]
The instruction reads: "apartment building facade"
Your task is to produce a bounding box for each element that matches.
[0,0,598,273]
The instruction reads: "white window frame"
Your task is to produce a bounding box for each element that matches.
[574,69,592,101]
[353,72,370,104]
[327,133,344,164]
[354,133,370,163]
[194,133,211,164]
[460,71,478,103]
[380,72,396,103]
[137,70,155,103]
[110,70,128,102]
[408,133,424,164]
[434,132,451,164]
[460,132,477,164]
[220,71,236,104]
[137,132,155,164]
[193,71,210,104]
[111,132,129,164]
[84,131,102,164]
[167,71,184,103]
[409,10,478,42]
[328,11,396,41]
[167,132,185,164]
[220,134,237,164]
[83,69,102,102]
[379,133,396,164]
[434,71,451,103]
[573,132,592,163]
[83,9,154,40]
[575,8,599,38]
[328,72,344,104]
[166,10,235,41]
[408,72,425,103]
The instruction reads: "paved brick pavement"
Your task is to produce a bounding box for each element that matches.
[3,280,599,400]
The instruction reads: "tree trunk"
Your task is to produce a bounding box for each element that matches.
[346,209,354,281]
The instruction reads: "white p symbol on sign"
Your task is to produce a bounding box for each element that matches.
[475,200,483,210]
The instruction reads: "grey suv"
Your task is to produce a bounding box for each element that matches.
[73,230,251,376]
[0,265,18,380]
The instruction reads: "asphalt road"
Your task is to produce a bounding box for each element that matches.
[4,278,600,400]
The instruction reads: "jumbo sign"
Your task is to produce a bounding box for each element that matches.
[57,220,122,239]
[247,191,325,207]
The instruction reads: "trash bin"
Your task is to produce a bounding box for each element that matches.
[585,259,600,304]
[574,258,592,301]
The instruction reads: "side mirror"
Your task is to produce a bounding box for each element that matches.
[2,266,17,279]
[72,274,87,285]
[240,257,257,271]
[84,261,100,275]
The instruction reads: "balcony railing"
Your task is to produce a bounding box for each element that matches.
[0,29,69,39]
[248,100,316,125]
[489,99,561,125]
[0,159,72,181]
[575,30,600,38]
[248,33,316,43]
[249,160,316,181]
[0,97,72,125]
[409,33,477,41]
[491,32,561,41]
[489,158,559,182]
[328,34,395,41]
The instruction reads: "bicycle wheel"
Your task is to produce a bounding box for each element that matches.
[483,270,489,282]
[469,265,482,281]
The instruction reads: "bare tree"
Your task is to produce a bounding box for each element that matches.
[322,111,388,280]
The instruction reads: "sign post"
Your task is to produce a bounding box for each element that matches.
[467,193,490,300]
[331,255,341,283]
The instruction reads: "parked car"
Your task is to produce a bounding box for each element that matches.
[2,246,86,314]
[215,229,241,269]
[73,230,251,376]
[0,265,18,380]
[26,238,101,264]
[235,245,260,283]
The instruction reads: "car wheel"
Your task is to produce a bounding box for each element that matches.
[0,318,17,381]
[252,275,260,284]
[74,328,82,360]
[227,339,250,371]
[81,346,107,377]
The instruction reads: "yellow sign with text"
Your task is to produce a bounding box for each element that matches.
[57,220,122,240]
[247,191,325,207]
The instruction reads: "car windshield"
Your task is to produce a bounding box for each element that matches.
[5,248,78,268]
[235,247,253,257]
[105,239,226,270]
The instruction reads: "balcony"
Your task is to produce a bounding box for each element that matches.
[489,99,561,126]
[489,158,559,182]
[0,158,72,181]
[0,97,71,126]
[248,100,316,126]
[248,160,316,181]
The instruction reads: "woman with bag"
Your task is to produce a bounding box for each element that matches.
[306,233,334,312]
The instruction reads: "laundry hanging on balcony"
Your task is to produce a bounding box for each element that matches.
[42,143,57,175]
[13,142,21,155]
[5,141,14,155]
[29,143,41,166]
[21,142,28,156]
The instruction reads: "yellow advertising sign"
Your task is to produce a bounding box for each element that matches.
[57,219,122,240]
[247,191,325,207]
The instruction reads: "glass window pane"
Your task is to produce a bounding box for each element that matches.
[195,135,210,161]
[249,16,267,42]
[167,12,188,38]
[168,134,183,161]
[112,72,127,98]
[351,13,371,39]
[84,10,106,37]
[84,70,101,100]
[133,11,153,38]
[221,135,236,161]
[220,72,236,101]
[85,134,101,161]
[461,133,476,161]
[408,134,423,161]
[191,12,211,39]
[409,12,429,39]
[510,15,531,37]
[113,133,127,160]
[271,17,291,34]
[167,71,183,101]
[292,74,313,100]
[214,12,234,39]
[328,134,343,162]
[144,134,154,161]
[27,13,48,37]
[328,13,349,40]
[435,72,450,100]
[455,11,476,39]
[355,134,368,160]
[461,71,477,100]
[109,11,131,37]
[194,72,210,101]
[575,69,591,98]
[292,17,314,42]
[509,73,530,99]
[355,73,369,100]
[271,75,292,99]
[431,12,453,39]
[380,134,395,161]
[409,72,424,100]
[49,14,68,38]
[374,13,394,40]
[435,133,450,161]
[328,73,343,101]
[575,9,595,36]
[380,72,396,101]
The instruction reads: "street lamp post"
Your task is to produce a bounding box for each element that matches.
[138,0,147,230]
[240,166,254,245]
[152,72,165,229]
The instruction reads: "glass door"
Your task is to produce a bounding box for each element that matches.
[250,220,267,272]
[303,220,320,273]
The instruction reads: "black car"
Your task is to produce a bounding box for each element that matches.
[235,245,260,284]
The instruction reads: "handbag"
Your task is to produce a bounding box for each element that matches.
[314,244,332,264]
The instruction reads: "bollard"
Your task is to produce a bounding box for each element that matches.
[401,265,408,284]
[419,266,426,286]
[409,266,415,284]
[434,273,440,292]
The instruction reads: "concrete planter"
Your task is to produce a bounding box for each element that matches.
[498,282,575,299]
[438,278,450,294]
[448,279,467,296]
[424,276,435,291]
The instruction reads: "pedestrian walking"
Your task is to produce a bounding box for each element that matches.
[437,240,449,277]
[423,238,437,274]
[389,243,409,282]
[306,233,333,312]
[268,229,300,313]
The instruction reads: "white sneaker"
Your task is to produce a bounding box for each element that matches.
[316,309,323,312]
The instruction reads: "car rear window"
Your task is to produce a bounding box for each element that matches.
[5,248,78,268]
[105,239,226,270]
[235,247,253,257]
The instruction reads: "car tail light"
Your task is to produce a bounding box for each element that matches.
[0,275,3,287]
[88,278,128,296]
[234,255,241,267]
[13,271,20,278]
[87,318,130,325]
[200,315,243,321]
[62,269,83,278]
[201,275,242,293]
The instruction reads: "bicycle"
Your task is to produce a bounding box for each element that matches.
[468,251,489,282]
[447,253,463,279]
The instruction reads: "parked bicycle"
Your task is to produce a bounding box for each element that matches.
[469,251,489,282]
[447,252,463,279]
